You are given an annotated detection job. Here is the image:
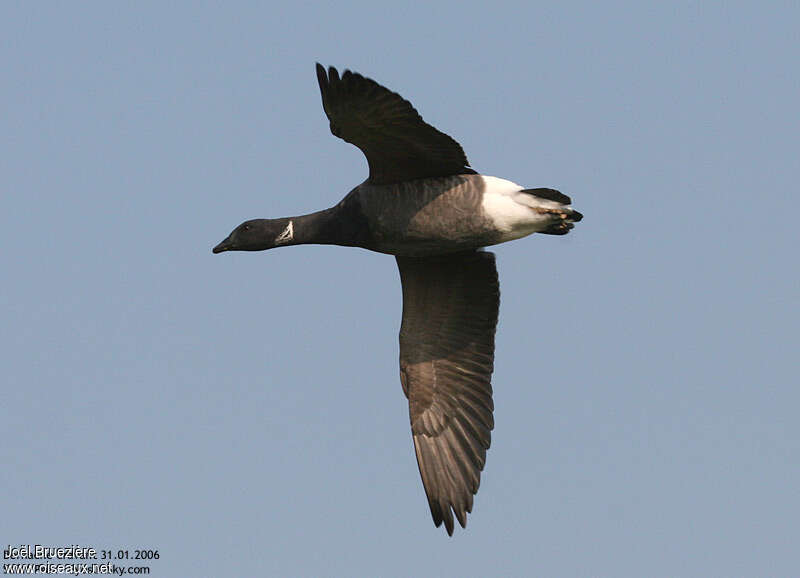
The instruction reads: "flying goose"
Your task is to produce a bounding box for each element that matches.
[213,64,582,535]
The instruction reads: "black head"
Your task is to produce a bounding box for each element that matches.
[212,218,294,253]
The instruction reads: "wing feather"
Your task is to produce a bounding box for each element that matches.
[316,64,476,185]
[396,251,499,535]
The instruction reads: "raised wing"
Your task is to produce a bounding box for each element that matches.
[396,251,499,535]
[316,64,476,185]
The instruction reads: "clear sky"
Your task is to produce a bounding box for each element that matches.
[2,2,798,576]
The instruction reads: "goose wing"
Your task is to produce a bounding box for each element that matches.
[396,251,498,535]
[316,64,475,185]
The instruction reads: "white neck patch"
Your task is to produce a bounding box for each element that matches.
[275,220,294,244]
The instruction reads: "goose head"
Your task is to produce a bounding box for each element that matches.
[212,218,294,253]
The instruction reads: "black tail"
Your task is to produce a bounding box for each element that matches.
[520,188,572,204]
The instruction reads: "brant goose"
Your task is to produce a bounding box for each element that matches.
[213,64,582,535]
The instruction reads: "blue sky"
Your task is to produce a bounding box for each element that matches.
[2,2,798,576]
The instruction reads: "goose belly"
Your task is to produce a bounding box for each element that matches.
[356,175,501,256]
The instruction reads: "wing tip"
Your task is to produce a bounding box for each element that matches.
[315,62,328,94]
[431,502,468,536]
[315,62,343,81]
[431,504,456,536]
